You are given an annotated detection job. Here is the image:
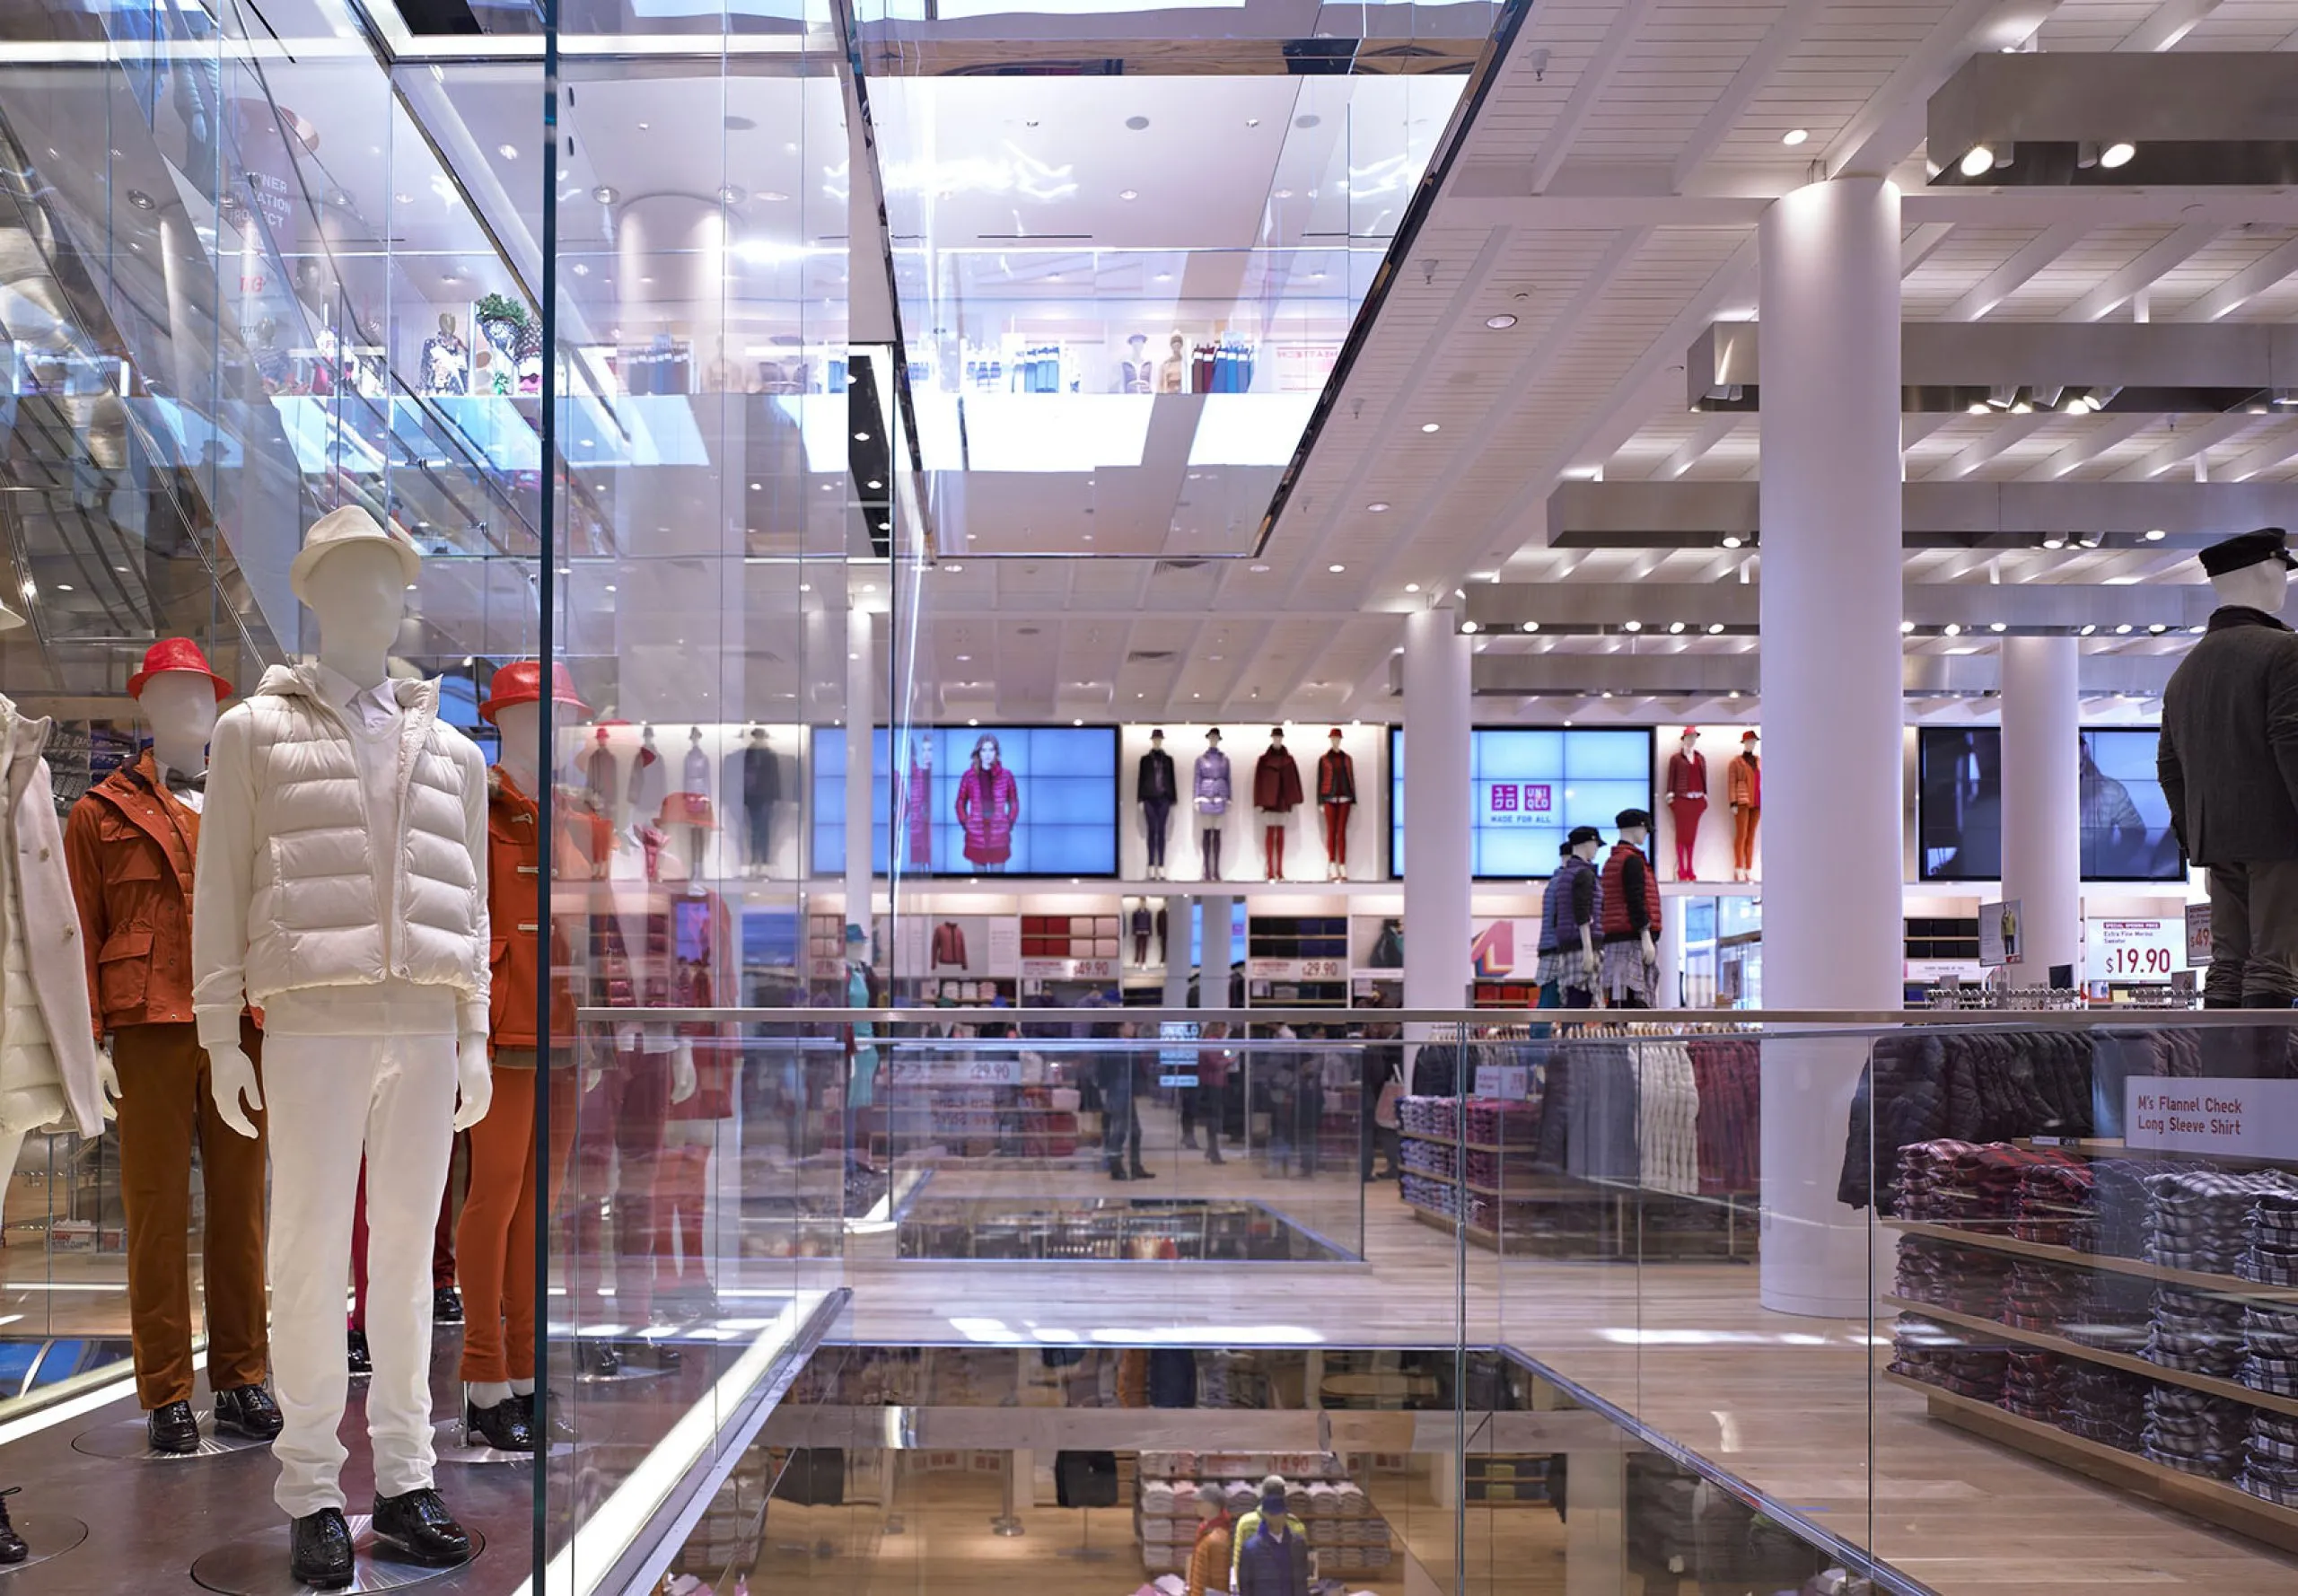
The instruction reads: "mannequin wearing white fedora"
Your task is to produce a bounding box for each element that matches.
[191,504,491,1586]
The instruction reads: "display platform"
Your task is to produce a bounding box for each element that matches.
[189,1518,485,1595]
[894,1195,1360,1264]
[72,1412,275,1460]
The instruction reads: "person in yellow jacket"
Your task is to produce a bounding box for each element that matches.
[1229,1475,1311,1592]
[1183,1483,1232,1596]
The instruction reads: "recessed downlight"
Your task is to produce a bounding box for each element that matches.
[1328,563,1346,574]
[1782,127,1809,146]
[1623,619,1643,633]
[1706,623,1724,636]
[1405,583,1421,592]
[2100,141,2136,170]
[497,143,518,159]
[1119,189,1138,201]
[1249,563,1270,573]
[2145,528,2166,541]
[1484,313,1518,329]
[592,185,618,204]
[1366,501,1391,513]
[1522,621,1540,634]
[1420,422,1441,434]
[1460,620,1479,634]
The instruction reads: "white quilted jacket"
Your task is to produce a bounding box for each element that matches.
[191,663,489,1044]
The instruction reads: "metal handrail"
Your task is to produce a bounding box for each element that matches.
[575,1004,2294,1029]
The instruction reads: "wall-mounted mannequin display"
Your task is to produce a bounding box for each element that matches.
[726,727,784,878]
[190,506,492,1586]
[1137,729,1178,880]
[2161,526,2298,1008]
[418,312,467,397]
[1130,899,1155,966]
[458,661,600,1453]
[1158,330,1187,394]
[65,639,277,1457]
[1253,729,1303,881]
[1118,332,1154,394]
[1599,809,1661,1009]
[581,725,618,823]
[629,723,666,828]
[1315,728,1355,881]
[1194,730,1231,881]
[658,725,715,882]
[955,733,1019,872]
[897,733,933,871]
[1664,727,1709,882]
[1728,731,1761,882]
[1536,827,1605,1009]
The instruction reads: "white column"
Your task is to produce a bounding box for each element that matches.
[1203,894,1236,1011]
[846,607,875,949]
[1163,896,1194,1010]
[1757,177,1903,1317]
[2000,636,2081,978]
[1654,910,1684,1009]
[1403,608,1472,1019]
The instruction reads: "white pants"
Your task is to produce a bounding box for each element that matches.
[266,1032,458,1518]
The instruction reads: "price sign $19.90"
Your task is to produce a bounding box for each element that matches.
[2083,917,2183,984]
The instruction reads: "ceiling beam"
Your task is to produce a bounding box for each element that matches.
[1528,0,1662,195]
[2014,412,2157,478]
[2106,412,2262,479]
[1548,476,2298,540]
[1945,221,2092,320]
[1925,413,2058,479]
[1825,0,2066,179]
[1669,0,1827,191]
[2221,426,2298,484]
[2175,234,2298,322]
[2064,223,2221,322]
[1657,415,1741,479]
[1463,580,2211,630]
[2122,0,2223,51]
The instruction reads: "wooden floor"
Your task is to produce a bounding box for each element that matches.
[836,1107,2298,1596]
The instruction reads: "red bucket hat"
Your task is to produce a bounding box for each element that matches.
[127,638,232,701]
[479,660,592,724]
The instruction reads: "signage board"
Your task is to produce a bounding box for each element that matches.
[2083,917,2183,983]
[2127,1077,2298,1159]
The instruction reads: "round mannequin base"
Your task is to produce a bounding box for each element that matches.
[74,1415,273,1461]
[0,1513,89,1574]
[190,1518,484,1595]
[431,1420,574,1465]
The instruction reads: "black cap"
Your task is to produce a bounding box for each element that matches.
[2200,526,2296,578]
[1566,824,1604,847]
[1615,807,1652,830]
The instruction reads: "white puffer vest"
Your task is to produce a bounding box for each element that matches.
[239,665,487,1006]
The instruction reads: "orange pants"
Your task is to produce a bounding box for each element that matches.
[1732,805,1759,873]
[456,1056,576,1383]
[654,1129,716,1291]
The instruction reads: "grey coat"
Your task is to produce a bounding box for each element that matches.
[2158,606,2298,864]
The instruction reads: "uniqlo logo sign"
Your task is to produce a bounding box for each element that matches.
[1486,783,1552,823]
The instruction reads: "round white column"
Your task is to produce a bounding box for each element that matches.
[2000,636,2081,978]
[1202,894,1236,1009]
[1757,176,1903,1317]
[1403,608,1473,1022]
[846,607,875,948]
[1162,896,1195,1010]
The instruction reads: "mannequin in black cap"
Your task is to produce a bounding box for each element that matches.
[2159,527,2298,1008]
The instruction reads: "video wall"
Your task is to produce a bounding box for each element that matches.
[811,725,1119,877]
[1916,726,2182,883]
[1389,726,1654,879]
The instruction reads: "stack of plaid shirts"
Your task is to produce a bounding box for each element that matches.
[2061,1364,2153,1451]
[2074,1156,2176,1260]
[2141,1387,2250,1479]
[1888,1313,2008,1401]
[2238,1409,2298,1506]
[2144,1170,2297,1275]
[2241,1189,2298,1288]
[2144,1286,2248,1378]
[2012,1158,2095,1246]
[2001,1259,2087,1334]
[1895,1141,2085,1229]
[2238,1301,2298,1398]
[2060,1270,2155,1356]
[1893,1235,2012,1315]
[1999,1350,2066,1422]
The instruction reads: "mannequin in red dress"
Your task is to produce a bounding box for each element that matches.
[1663,727,1708,881]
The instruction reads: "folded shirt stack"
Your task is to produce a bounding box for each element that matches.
[2061,1364,2153,1452]
[2145,1170,2298,1275]
[2141,1387,2250,1478]
[1305,1482,1339,1517]
[2000,1350,2066,1423]
[2078,1156,2176,1260]
[2238,1410,2298,1507]
[2145,1285,2249,1378]
[2012,1159,2096,1247]
[2002,1259,2087,1333]
[1892,1235,2012,1316]
[2059,1269,2155,1355]
[2241,1189,2298,1288]
[1140,1479,1177,1514]
[1893,1140,1988,1224]
[1888,1314,2008,1401]
[1334,1481,1369,1518]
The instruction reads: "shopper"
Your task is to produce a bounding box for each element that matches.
[1361,1022,1404,1180]
[1191,1022,1231,1163]
[1099,1021,1153,1180]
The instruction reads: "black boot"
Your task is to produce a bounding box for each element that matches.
[147,1399,200,1455]
[1128,1162,1156,1180]
[371,1488,471,1565]
[575,1340,621,1379]
[1109,1161,1132,1182]
[215,1383,283,1442]
[0,1487,27,1564]
[433,1286,464,1325]
[464,1396,535,1452]
[346,1329,373,1377]
[522,1390,579,1445]
[289,1508,353,1588]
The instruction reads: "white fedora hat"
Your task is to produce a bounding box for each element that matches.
[290,505,423,604]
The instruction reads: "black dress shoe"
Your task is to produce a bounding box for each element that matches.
[346,1329,373,1377]
[522,1391,578,1445]
[575,1340,621,1379]
[147,1399,201,1454]
[289,1508,353,1589]
[1128,1164,1156,1180]
[371,1488,471,1565]
[215,1383,283,1442]
[433,1286,464,1325]
[464,1396,534,1452]
[621,1338,682,1371]
[0,1486,28,1564]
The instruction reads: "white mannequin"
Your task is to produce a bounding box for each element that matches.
[207,541,491,1139]
[1568,834,1601,979]
[606,828,698,1104]
[2214,559,2291,614]
[1616,817,1659,969]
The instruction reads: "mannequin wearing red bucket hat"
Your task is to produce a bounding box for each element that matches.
[63,639,280,1456]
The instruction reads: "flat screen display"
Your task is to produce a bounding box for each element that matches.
[1389,726,1654,879]
[1915,726,2182,882]
[812,725,1119,877]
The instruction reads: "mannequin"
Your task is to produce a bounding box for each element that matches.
[1194,730,1231,881]
[1184,1481,1232,1596]
[1599,809,1662,1009]
[1130,898,1155,966]
[662,725,714,881]
[1728,732,1761,881]
[1252,729,1303,881]
[457,662,596,1452]
[419,312,466,396]
[1535,828,1604,1009]
[1137,730,1177,880]
[1232,1476,1309,1596]
[629,723,665,827]
[192,507,490,1585]
[1158,330,1187,394]
[955,734,1018,872]
[65,640,277,1455]
[582,725,618,821]
[1315,729,1355,881]
[1118,332,1153,394]
[726,726,781,877]
[898,734,933,871]
[2161,527,2298,1008]
[1664,728,1708,881]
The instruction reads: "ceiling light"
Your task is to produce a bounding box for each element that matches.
[2148,623,2168,634]
[603,584,618,593]
[1274,189,1294,199]
[2009,399,2032,414]
[1484,314,1518,329]
[1707,622,1724,635]
[2100,141,2136,170]
[54,583,71,592]
[1623,620,1643,633]
[1968,400,1991,414]
[2115,623,2134,635]
[1460,620,1479,634]
[1522,621,1540,634]
[1958,145,1996,178]
[1366,502,1390,513]
[2041,535,2066,549]
[636,120,651,131]
[1328,563,1346,573]
[1250,563,1270,573]
[1782,127,1809,146]
[1405,582,1420,592]
[2145,528,2165,541]
[854,431,870,441]
[2080,623,2097,636]
[956,654,971,662]
[1119,189,1138,201]
[1247,118,1260,127]
[967,718,978,727]
[2190,624,2206,634]
[1668,621,1686,635]
[497,143,518,159]
[1989,621,2007,633]
[573,262,588,276]
[1900,619,1916,634]
[945,563,963,573]
[1073,719,1083,727]
[592,185,618,204]
[1419,423,1441,434]
[1943,623,1962,637]
[1721,534,1743,549]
